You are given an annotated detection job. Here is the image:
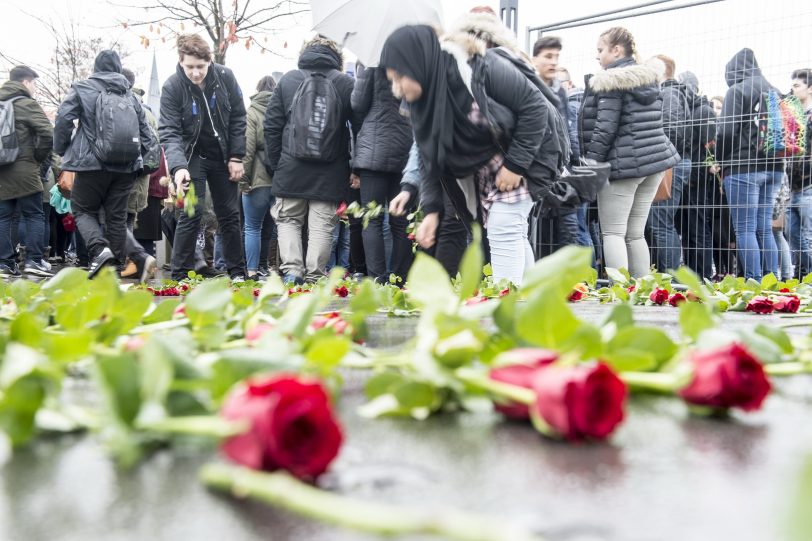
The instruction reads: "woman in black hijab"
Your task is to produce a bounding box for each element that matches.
[380,24,547,285]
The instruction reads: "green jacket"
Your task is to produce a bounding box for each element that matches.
[128,106,159,214]
[0,81,53,201]
[240,91,273,192]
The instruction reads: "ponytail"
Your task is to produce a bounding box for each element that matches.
[600,26,638,62]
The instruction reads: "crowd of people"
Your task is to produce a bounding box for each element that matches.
[0,6,810,286]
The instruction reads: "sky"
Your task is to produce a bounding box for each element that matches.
[2,0,811,110]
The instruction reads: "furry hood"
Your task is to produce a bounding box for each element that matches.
[447,11,517,50]
[589,59,660,104]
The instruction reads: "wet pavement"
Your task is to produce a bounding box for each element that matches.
[2,306,812,541]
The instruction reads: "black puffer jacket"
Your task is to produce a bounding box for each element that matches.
[716,48,781,176]
[660,79,691,155]
[158,62,247,175]
[580,57,679,180]
[54,51,154,173]
[351,66,412,173]
[683,89,717,168]
[264,45,358,203]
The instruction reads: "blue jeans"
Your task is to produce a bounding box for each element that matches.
[328,221,350,270]
[242,187,276,273]
[0,192,45,263]
[487,199,535,285]
[788,188,812,278]
[723,171,782,280]
[648,158,690,272]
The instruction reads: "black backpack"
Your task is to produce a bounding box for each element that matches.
[0,96,24,166]
[91,81,141,164]
[286,70,344,162]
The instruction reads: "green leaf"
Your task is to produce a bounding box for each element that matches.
[522,246,593,294]
[184,279,233,328]
[306,335,351,373]
[754,325,793,354]
[606,327,677,371]
[673,267,708,301]
[605,267,629,285]
[737,330,784,365]
[365,372,407,400]
[40,267,88,295]
[516,286,579,349]
[559,323,603,359]
[95,353,142,427]
[679,302,717,341]
[393,381,438,410]
[788,455,812,541]
[43,329,94,363]
[761,273,778,291]
[142,298,183,324]
[405,253,455,310]
[9,312,45,348]
[603,303,634,329]
[457,225,483,301]
[0,375,47,446]
[602,348,658,372]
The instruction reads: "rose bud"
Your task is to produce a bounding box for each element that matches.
[173,303,187,318]
[499,288,510,297]
[246,323,275,343]
[335,201,348,218]
[678,343,771,412]
[779,288,791,293]
[531,362,627,441]
[407,233,416,241]
[668,292,686,307]
[464,296,489,305]
[745,296,775,314]
[686,290,701,303]
[773,295,800,313]
[489,349,559,419]
[125,335,146,352]
[221,374,343,480]
[627,285,636,293]
[649,288,669,305]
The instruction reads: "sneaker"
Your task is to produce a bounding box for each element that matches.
[0,261,21,278]
[88,248,115,279]
[283,274,304,286]
[120,259,138,279]
[195,265,225,278]
[231,273,246,284]
[24,259,53,277]
[136,255,157,283]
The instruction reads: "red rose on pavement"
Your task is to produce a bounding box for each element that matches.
[221,374,343,480]
[246,323,275,343]
[746,296,775,314]
[649,288,669,305]
[334,285,349,298]
[773,295,800,313]
[173,303,187,318]
[678,343,771,412]
[531,362,627,441]
[489,348,559,419]
[627,285,636,293]
[668,292,686,307]
[779,288,791,293]
[464,295,489,305]
[568,283,589,302]
[499,288,510,297]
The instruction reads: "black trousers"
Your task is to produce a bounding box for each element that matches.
[70,170,136,263]
[171,155,245,280]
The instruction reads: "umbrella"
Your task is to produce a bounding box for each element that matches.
[310,0,443,67]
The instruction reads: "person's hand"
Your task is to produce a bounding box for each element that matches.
[389,190,412,216]
[495,166,522,192]
[228,161,244,182]
[709,164,721,175]
[174,168,191,197]
[350,173,361,189]
[416,212,439,249]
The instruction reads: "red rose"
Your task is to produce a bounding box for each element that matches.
[668,292,686,307]
[531,362,627,441]
[568,283,589,302]
[649,288,669,305]
[407,233,416,241]
[489,348,559,419]
[334,285,349,298]
[336,201,348,217]
[464,295,489,305]
[773,295,800,313]
[779,288,791,293]
[627,285,636,293]
[499,288,510,297]
[745,296,775,314]
[678,343,771,412]
[246,323,275,343]
[221,374,343,480]
[173,303,187,318]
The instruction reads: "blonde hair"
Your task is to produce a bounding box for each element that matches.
[600,27,638,61]
[301,35,344,65]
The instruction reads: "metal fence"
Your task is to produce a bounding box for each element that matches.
[526,0,812,281]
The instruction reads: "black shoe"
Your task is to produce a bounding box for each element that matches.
[0,261,21,278]
[195,265,225,278]
[136,255,157,283]
[230,272,246,284]
[88,248,115,279]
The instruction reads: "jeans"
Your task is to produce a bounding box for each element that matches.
[681,169,716,279]
[774,226,794,281]
[598,172,664,278]
[575,203,593,248]
[434,188,471,278]
[723,171,781,280]
[271,197,338,282]
[487,199,535,285]
[0,192,45,264]
[328,221,350,270]
[788,189,812,278]
[171,155,245,280]
[360,170,413,281]
[648,158,690,272]
[242,187,277,273]
[71,170,136,263]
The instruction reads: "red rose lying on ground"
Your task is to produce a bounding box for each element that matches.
[649,288,669,305]
[221,374,343,480]
[568,283,589,302]
[488,348,559,419]
[668,292,686,307]
[772,295,800,313]
[246,323,276,343]
[532,362,627,441]
[334,285,349,298]
[746,296,775,314]
[678,343,771,412]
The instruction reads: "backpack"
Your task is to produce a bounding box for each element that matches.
[91,81,141,164]
[286,70,344,162]
[756,89,807,158]
[0,96,25,166]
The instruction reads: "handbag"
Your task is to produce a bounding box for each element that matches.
[57,170,75,199]
[654,168,673,203]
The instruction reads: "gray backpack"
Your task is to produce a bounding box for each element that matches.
[0,96,25,166]
[91,81,141,164]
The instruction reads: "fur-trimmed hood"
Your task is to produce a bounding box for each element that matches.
[447,11,517,51]
[589,58,660,104]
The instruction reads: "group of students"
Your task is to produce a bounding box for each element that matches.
[0,6,810,286]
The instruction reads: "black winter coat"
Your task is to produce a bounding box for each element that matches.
[351,66,412,173]
[580,57,679,181]
[264,45,358,204]
[716,48,782,176]
[684,89,717,168]
[660,79,691,156]
[158,63,247,175]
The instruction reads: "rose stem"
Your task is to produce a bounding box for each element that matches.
[454,368,536,405]
[200,463,544,541]
[620,372,682,394]
[765,362,812,376]
[137,416,247,438]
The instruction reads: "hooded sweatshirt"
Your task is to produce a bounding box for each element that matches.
[240,90,274,191]
[716,48,782,175]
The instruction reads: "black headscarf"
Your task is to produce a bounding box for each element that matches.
[380,25,495,182]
